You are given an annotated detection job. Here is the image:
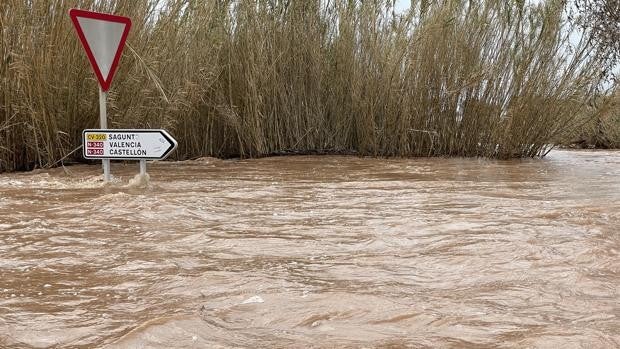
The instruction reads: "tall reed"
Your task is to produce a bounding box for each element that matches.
[567,88,620,148]
[0,0,611,172]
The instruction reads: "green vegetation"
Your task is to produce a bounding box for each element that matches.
[0,0,615,172]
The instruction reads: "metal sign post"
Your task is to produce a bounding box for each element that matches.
[139,160,147,177]
[70,9,132,182]
[72,9,175,182]
[99,86,111,182]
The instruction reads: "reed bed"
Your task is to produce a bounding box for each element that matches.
[0,0,612,172]
[567,88,620,148]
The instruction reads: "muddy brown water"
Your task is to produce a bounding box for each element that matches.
[0,150,618,348]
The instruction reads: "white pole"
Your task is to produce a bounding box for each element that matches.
[139,159,147,176]
[99,86,111,182]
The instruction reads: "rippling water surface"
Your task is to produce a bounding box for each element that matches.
[0,150,619,348]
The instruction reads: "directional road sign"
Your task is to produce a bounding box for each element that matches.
[69,9,132,91]
[83,129,177,160]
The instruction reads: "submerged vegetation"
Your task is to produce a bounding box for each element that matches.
[0,0,616,172]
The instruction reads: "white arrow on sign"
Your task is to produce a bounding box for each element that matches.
[83,129,178,160]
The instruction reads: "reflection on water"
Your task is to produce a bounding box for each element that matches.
[0,150,619,348]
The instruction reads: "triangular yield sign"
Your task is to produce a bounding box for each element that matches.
[69,9,132,92]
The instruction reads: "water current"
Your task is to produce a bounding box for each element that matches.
[0,150,618,348]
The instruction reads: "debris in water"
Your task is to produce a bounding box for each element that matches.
[241,295,264,304]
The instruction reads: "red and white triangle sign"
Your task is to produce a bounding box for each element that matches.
[69,9,132,92]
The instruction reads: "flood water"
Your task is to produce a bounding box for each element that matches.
[0,150,618,348]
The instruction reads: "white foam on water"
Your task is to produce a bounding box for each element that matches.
[0,174,108,190]
[127,173,150,189]
[241,295,264,304]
